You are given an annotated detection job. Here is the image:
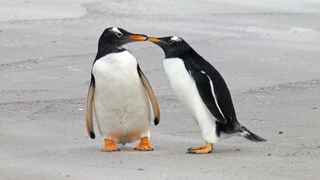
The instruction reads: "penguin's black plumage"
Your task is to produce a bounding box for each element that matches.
[148,36,265,154]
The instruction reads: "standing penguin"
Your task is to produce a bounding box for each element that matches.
[148,36,265,154]
[86,27,160,152]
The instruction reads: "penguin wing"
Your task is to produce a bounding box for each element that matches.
[137,65,160,125]
[86,75,96,139]
[190,69,227,124]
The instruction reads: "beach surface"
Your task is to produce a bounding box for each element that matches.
[1,0,320,179]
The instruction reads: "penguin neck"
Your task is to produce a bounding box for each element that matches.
[164,47,199,60]
[95,43,126,60]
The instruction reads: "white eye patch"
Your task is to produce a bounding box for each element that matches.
[170,36,181,42]
[111,27,122,34]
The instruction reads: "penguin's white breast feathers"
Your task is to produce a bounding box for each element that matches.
[163,58,205,116]
[91,51,150,142]
[163,58,218,143]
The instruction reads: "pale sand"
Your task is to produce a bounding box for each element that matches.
[0,0,320,179]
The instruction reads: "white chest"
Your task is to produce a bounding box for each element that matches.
[163,58,218,143]
[91,51,150,143]
[163,58,200,110]
[92,51,138,80]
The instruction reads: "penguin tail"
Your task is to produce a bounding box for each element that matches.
[239,126,266,142]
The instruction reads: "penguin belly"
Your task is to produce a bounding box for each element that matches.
[92,51,150,144]
[163,58,218,143]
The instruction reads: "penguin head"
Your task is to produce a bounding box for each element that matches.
[147,36,191,58]
[98,27,147,47]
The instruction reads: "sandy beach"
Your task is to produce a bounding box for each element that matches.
[1,0,320,179]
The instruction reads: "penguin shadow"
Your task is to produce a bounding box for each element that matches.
[78,145,250,156]
[179,145,245,155]
[211,147,244,154]
[211,143,265,155]
[79,138,254,155]
[118,145,140,152]
[99,144,159,154]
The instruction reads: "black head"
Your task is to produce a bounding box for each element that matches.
[98,27,147,47]
[147,36,192,58]
[95,27,147,60]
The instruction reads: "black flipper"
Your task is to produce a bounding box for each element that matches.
[137,65,160,125]
[183,56,239,125]
[189,70,227,124]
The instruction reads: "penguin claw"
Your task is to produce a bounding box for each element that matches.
[101,139,120,152]
[134,146,154,151]
[186,143,213,154]
[186,149,212,154]
[187,146,203,151]
[187,147,193,151]
[134,137,154,151]
[186,150,195,154]
[101,147,120,152]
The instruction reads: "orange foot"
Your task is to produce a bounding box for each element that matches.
[134,137,154,151]
[101,139,120,152]
[186,142,213,154]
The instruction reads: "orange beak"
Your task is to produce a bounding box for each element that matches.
[147,37,161,43]
[128,35,147,41]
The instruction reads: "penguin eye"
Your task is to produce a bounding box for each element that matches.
[168,40,174,44]
[115,32,123,38]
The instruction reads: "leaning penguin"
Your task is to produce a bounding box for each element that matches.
[86,27,160,152]
[148,36,265,154]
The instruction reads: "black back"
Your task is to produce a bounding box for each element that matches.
[181,51,240,134]
[151,36,241,134]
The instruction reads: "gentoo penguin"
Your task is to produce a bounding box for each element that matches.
[148,36,265,154]
[86,27,160,152]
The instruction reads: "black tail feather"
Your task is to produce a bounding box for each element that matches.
[239,126,266,142]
